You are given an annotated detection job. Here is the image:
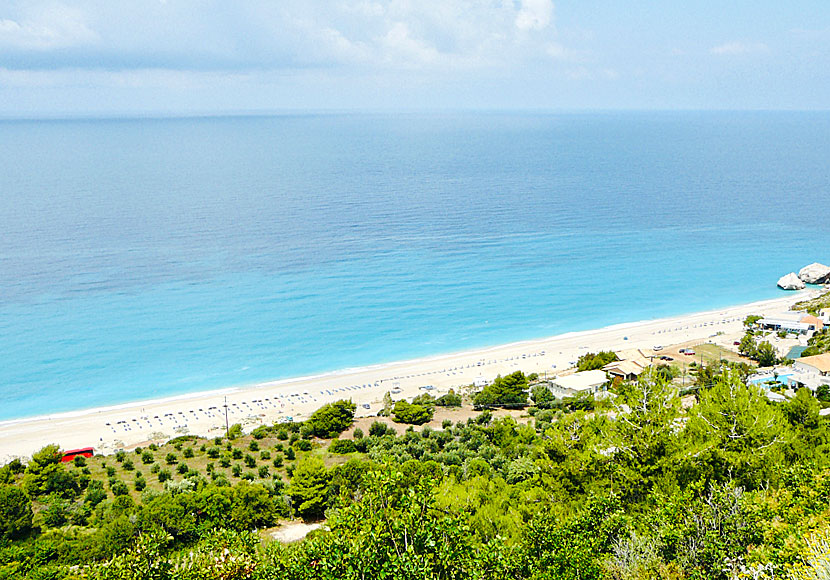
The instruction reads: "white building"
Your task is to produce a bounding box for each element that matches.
[791,353,830,392]
[549,370,608,398]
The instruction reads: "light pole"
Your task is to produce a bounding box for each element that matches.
[223,396,229,439]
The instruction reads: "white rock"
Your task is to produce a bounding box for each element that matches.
[798,262,830,284]
[778,272,806,290]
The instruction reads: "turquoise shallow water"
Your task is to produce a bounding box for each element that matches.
[1,112,829,420]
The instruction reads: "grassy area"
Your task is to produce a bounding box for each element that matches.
[64,429,359,502]
[792,289,830,315]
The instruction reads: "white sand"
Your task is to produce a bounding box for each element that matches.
[0,291,816,462]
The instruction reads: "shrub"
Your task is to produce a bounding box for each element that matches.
[436,389,462,407]
[249,441,259,452]
[252,426,270,440]
[177,463,189,475]
[286,448,296,461]
[141,451,155,464]
[295,439,312,452]
[369,421,391,437]
[207,447,221,459]
[183,447,194,459]
[158,469,171,483]
[353,427,364,440]
[165,453,178,465]
[232,449,243,460]
[330,439,357,454]
[73,455,87,468]
[258,466,270,479]
[260,450,271,460]
[111,481,129,496]
[244,454,257,468]
[307,400,357,438]
[392,401,434,425]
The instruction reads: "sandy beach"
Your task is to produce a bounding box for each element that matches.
[0,290,818,462]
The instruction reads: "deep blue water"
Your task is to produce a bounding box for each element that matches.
[1,112,829,420]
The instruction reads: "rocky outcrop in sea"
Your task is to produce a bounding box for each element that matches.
[798,262,830,285]
[778,272,806,290]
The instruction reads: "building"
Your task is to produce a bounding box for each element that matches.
[549,370,608,398]
[603,359,647,381]
[757,314,812,335]
[790,353,830,392]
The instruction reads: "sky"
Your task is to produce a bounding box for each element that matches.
[0,1,828,116]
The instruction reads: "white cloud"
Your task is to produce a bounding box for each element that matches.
[709,41,769,56]
[380,21,440,65]
[0,5,97,50]
[515,0,553,31]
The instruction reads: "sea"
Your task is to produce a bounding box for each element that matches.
[1,111,829,421]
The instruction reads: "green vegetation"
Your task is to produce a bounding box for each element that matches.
[739,333,780,366]
[435,388,463,407]
[5,367,830,579]
[793,290,830,316]
[577,350,619,371]
[306,399,357,438]
[473,370,529,407]
[802,327,830,357]
[391,400,434,424]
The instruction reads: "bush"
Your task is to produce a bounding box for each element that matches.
[165,453,178,465]
[473,371,529,408]
[353,427,364,440]
[273,456,284,468]
[330,439,357,454]
[392,400,434,425]
[369,421,391,437]
[0,484,33,540]
[260,450,271,460]
[286,448,296,461]
[122,459,135,471]
[244,454,257,468]
[306,400,357,438]
[577,350,619,371]
[232,448,243,460]
[158,469,171,483]
[183,447,194,458]
[177,463,189,475]
[207,447,221,459]
[249,441,259,452]
[436,389,463,407]
[73,455,87,468]
[141,451,155,464]
[295,439,312,452]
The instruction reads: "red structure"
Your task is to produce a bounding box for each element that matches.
[61,447,94,463]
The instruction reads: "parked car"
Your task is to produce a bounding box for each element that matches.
[653,345,663,351]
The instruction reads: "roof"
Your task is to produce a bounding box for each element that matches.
[552,370,608,392]
[800,315,824,328]
[797,353,830,373]
[603,359,646,376]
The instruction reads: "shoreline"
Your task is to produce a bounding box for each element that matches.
[0,289,818,461]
